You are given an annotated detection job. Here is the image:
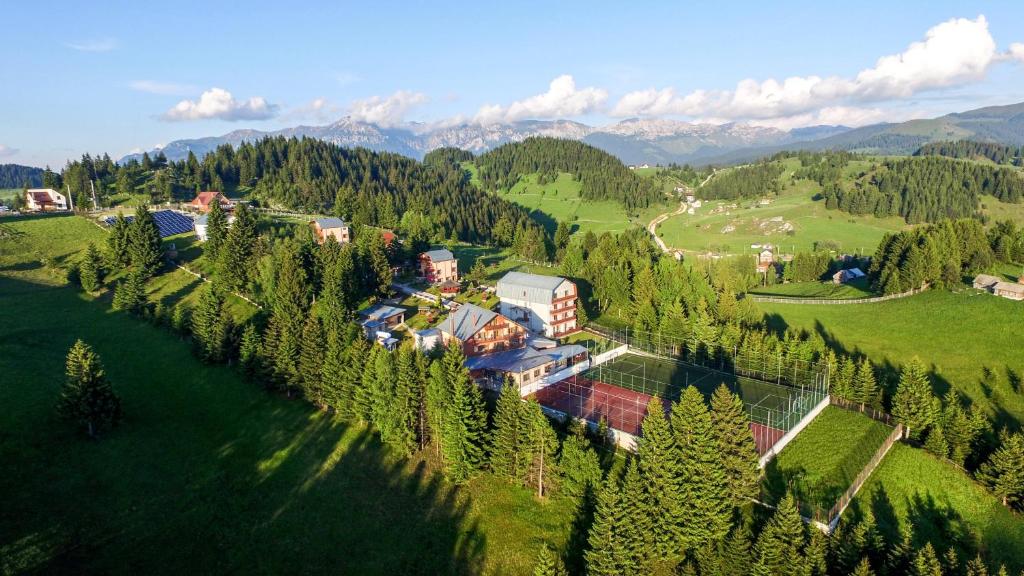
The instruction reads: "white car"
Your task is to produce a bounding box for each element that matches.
[0,206,10,213]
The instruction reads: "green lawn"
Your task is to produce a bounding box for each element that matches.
[451,244,561,284]
[858,443,1024,572]
[0,188,21,202]
[764,406,892,515]
[0,219,575,575]
[749,277,875,299]
[759,289,1024,427]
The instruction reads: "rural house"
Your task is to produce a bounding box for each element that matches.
[465,342,589,392]
[973,274,1024,301]
[310,217,351,244]
[25,188,68,211]
[756,248,774,274]
[189,191,233,213]
[832,267,866,285]
[419,249,458,284]
[496,271,578,338]
[437,303,527,356]
[357,304,406,339]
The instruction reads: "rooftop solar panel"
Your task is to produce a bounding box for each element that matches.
[101,210,195,239]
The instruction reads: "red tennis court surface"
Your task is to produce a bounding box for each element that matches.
[533,377,784,455]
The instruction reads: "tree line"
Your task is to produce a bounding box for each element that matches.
[474,137,664,213]
[0,163,43,188]
[915,140,1023,166]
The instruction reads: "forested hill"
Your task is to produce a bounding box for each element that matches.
[914,140,1023,166]
[0,164,43,188]
[474,137,663,213]
[821,156,1024,223]
[58,137,546,247]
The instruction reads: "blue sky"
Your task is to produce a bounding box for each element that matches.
[2,0,1023,167]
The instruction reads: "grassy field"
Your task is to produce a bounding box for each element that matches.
[0,188,21,202]
[0,218,576,574]
[760,289,1024,427]
[857,443,1024,572]
[749,277,875,299]
[764,406,892,514]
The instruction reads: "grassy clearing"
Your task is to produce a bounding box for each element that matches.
[0,188,21,202]
[0,215,575,575]
[764,406,891,514]
[856,443,1024,572]
[760,289,1024,427]
[451,244,562,284]
[749,277,875,299]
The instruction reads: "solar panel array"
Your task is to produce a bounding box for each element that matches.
[101,210,195,238]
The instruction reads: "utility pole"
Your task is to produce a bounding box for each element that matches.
[90,180,99,210]
[66,184,73,211]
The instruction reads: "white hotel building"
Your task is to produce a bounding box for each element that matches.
[496,271,579,338]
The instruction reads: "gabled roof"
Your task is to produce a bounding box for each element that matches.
[442,303,498,341]
[313,217,347,229]
[358,304,406,323]
[974,274,1001,288]
[464,344,587,374]
[422,249,455,262]
[192,191,226,206]
[994,281,1024,295]
[496,272,570,304]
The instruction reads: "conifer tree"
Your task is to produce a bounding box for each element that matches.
[942,390,987,467]
[636,396,683,565]
[204,199,228,260]
[524,400,559,498]
[913,543,943,576]
[106,212,131,268]
[585,478,628,576]
[356,344,379,422]
[852,557,876,576]
[752,493,808,576]
[617,458,650,573]
[191,284,231,363]
[57,340,122,438]
[892,357,939,440]
[372,347,398,441]
[924,425,950,459]
[128,204,162,277]
[390,345,420,455]
[977,430,1024,509]
[440,342,487,483]
[298,314,325,407]
[425,359,451,459]
[170,302,190,337]
[112,269,147,314]
[320,325,347,410]
[336,334,368,418]
[672,386,731,550]
[853,359,880,410]
[533,543,567,576]
[219,203,258,292]
[79,242,105,293]
[709,384,760,506]
[965,556,989,576]
[239,322,262,380]
[491,378,526,482]
[558,432,603,501]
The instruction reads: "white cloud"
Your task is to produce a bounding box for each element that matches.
[612,15,1012,124]
[66,38,118,52]
[0,144,18,158]
[129,80,196,95]
[474,75,607,124]
[161,88,278,122]
[1009,43,1024,62]
[348,90,428,127]
[282,97,343,123]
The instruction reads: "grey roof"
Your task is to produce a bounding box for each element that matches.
[441,303,498,341]
[974,274,1001,288]
[464,344,587,374]
[313,217,348,229]
[195,214,208,226]
[496,271,570,304]
[357,304,406,323]
[422,249,455,262]
[994,281,1024,294]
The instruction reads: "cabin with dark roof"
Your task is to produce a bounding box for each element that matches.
[437,303,526,356]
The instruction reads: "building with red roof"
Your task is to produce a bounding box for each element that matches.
[189,191,233,213]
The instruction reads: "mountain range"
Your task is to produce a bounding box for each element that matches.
[122,101,1024,167]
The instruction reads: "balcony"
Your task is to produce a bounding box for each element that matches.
[551,293,576,306]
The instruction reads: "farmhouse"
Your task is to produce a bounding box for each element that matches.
[437,303,527,356]
[419,249,458,284]
[755,248,774,274]
[189,191,233,213]
[832,267,866,285]
[357,304,406,339]
[972,274,1000,290]
[25,188,68,211]
[310,217,351,245]
[496,271,579,338]
[973,274,1024,301]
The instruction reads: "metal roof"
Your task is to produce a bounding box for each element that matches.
[313,217,348,229]
[496,272,570,304]
[441,303,497,341]
[464,344,587,374]
[422,249,455,262]
[974,274,1001,287]
[357,304,406,323]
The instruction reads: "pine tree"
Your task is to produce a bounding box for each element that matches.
[112,269,147,314]
[558,433,603,501]
[204,199,228,260]
[913,543,943,576]
[371,347,398,441]
[892,357,939,440]
[79,242,104,292]
[977,430,1024,509]
[673,386,731,551]
[616,459,649,574]
[239,322,262,380]
[320,325,347,410]
[636,396,683,565]
[966,556,989,576]
[491,378,526,482]
[390,345,420,455]
[298,314,325,407]
[709,384,760,506]
[218,203,258,292]
[524,400,559,498]
[356,344,379,422]
[57,340,122,438]
[852,557,876,576]
[170,302,190,336]
[106,213,131,268]
[337,335,368,418]
[191,284,231,363]
[425,359,451,459]
[533,544,567,576]
[924,425,949,459]
[853,359,880,410]
[585,478,628,576]
[440,342,487,483]
[752,494,808,576]
[128,204,162,277]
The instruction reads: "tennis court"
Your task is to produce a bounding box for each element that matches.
[533,352,823,456]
